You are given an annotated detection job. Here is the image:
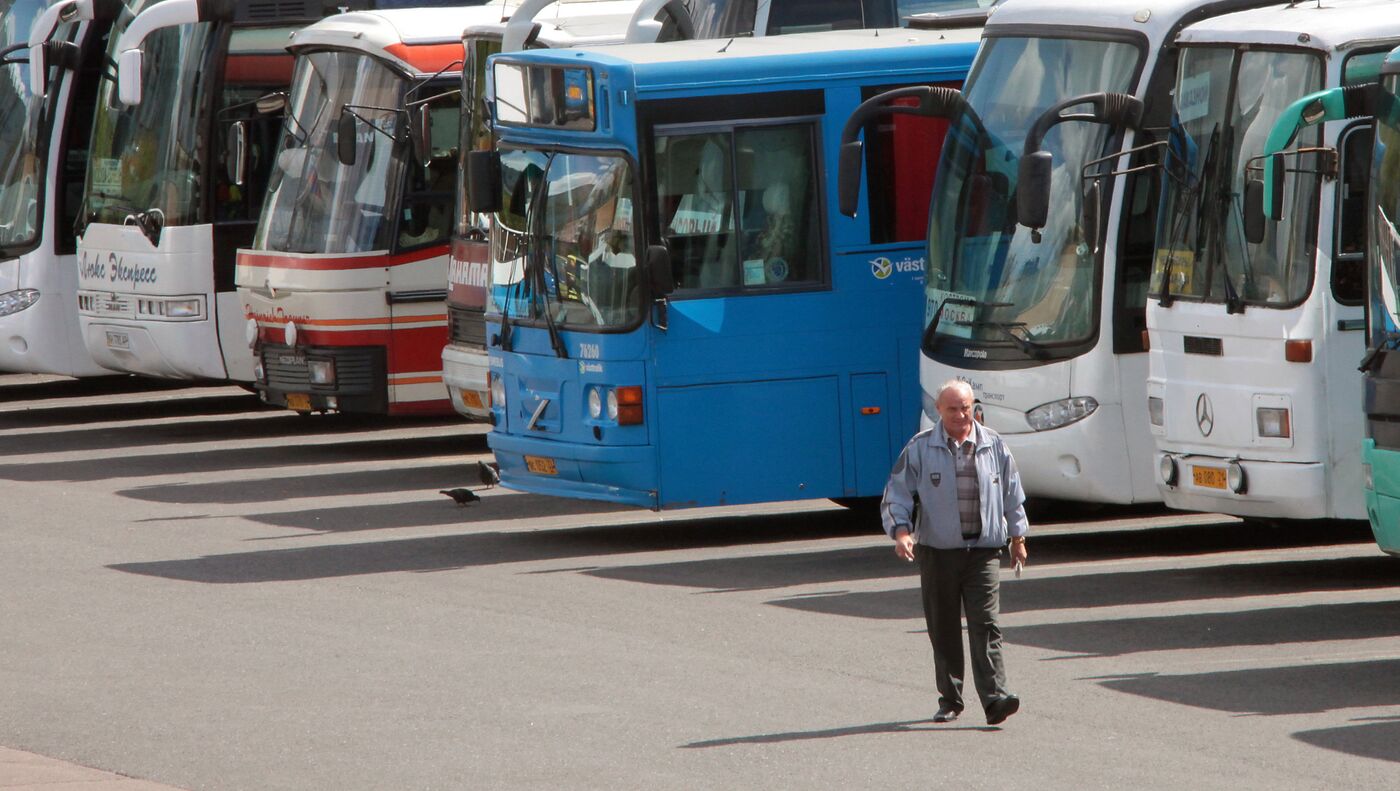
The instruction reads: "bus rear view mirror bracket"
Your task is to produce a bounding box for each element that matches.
[466,149,502,214]
[836,84,967,218]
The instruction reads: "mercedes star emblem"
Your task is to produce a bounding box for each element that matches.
[1195,393,1215,437]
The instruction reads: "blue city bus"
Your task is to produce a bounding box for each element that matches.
[466,27,979,509]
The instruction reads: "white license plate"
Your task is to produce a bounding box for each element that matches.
[105,330,130,350]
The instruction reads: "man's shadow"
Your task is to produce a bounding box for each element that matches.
[682,718,1000,748]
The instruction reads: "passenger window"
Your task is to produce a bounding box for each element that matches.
[655,123,823,291]
[766,0,863,34]
[1334,123,1372,305]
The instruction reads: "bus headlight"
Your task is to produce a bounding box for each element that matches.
[0,289,39,316]
[489,372,506,409]
[588,387,602,419]
[1364,463,1373,490]
[606,389,619,421]
[1148,396,1164,427]
[1256,407,1291,438]
[245,317,259,348]
[1159,455,1178,486]
[1026,396,1098,431]
[308,359,336,385]
[253,360,265,382]
[1226,460,1247,494]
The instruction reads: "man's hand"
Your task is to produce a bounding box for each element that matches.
[894,527,916,562]
[1010,537,1028,567]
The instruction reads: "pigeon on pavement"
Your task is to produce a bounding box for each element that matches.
[440,488,482,505]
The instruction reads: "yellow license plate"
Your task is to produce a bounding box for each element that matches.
[524,455,558,475]
[461,389,484,409]
[285,392,312,412]
[1192,465,1227,489]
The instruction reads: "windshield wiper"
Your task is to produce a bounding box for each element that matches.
[921,296,1013,355]
[959,319,1049,359]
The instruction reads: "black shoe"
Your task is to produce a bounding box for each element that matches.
[932,707,961,723]
[985,695,1020,725]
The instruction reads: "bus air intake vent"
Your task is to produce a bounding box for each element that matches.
[1183,336,1223,356]
[239,0,320,22]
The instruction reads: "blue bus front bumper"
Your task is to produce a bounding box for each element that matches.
[488,431,658,509]
[1364,439,1400,556]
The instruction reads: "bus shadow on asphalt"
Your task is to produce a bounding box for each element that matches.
[0,412,463,457]
[1092,659,1400,718]
[584,520,1377,596]
[1293,717,1400,764]
[120,465,488,505]
[1005,600,1400,658]
[764,554,1399,621]
[0,392,266,431]
[105,510,874,583]
[0,434,476,483]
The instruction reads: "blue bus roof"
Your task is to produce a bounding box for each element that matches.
[494,26,980,95]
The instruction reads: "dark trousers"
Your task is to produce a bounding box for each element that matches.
[916,544,1008,713]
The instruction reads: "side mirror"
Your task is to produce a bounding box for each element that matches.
[225,120,247,187]
[646,244,675,298]
[466,149,501,214]
[1017,151,1053,231]
[336,108,357,167]
[1244,178,1266,245]
[411,102,432,165]
[117,47,142,105]
[837,140,864,218]
[255,92,287,115]
[1080,179,1101,251]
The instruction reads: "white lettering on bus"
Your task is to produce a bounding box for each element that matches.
[579,343,601,359]
[449,257,489,288]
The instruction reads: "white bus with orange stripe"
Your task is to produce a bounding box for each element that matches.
[238,5,504,416]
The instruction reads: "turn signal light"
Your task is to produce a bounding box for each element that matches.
[616,385,643,425]
[1141,329,1150,351]
[1284,339,1313,363]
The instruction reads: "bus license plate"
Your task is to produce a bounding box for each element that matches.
[524,455,558,475]
[461,388,484,409]
[105,330,130,350]
[1192,465,1227,489]
[285,393,312,412]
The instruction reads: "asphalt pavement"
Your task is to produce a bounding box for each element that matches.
[1,373,1397,790]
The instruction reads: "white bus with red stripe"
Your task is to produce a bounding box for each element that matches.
[238,5,503,415]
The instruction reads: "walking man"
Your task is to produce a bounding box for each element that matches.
[882,379,1029,725]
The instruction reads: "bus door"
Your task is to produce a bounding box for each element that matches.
[646,102,844,507]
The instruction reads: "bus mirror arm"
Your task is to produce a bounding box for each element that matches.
[226,120,247,187]
[1018,91,1143,237]
[835,84,966,218]
[466,150,502,214]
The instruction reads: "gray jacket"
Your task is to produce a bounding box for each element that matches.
[881,421,1028,549]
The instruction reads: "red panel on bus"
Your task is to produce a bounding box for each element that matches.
[225,53,295,86]
[890,96,950,242]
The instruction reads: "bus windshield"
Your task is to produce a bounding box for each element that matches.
[488,148,639,329]
[84,0,217,228]
[1150,46,1323,308]
[255,51,409,254]
[0,0,51,253]
[925,35,1140,355]
[1372,73,1400,344]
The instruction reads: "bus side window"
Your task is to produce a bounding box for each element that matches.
[1333,122,1372,306]
[399,100,460,250]
[655,123,823,292]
